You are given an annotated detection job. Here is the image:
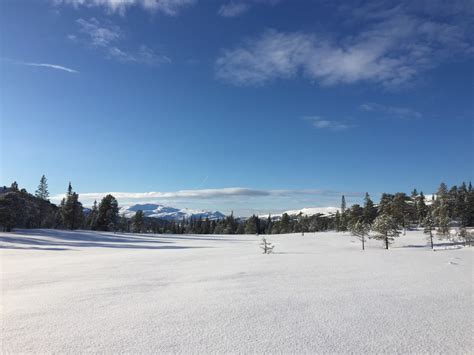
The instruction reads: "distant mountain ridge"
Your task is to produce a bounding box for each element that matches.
[120,203,225,221]
[260,207,339,219]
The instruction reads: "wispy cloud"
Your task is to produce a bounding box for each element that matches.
[54,0,196,15]
[360,103,422,119]
[22,62,79,73]
[218,2,250,17]
[218,0,281,18]
[72,18,170,65]
[304,116,352,131]
[215,3,472,87]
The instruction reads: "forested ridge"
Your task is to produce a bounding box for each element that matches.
[1,177,473,240]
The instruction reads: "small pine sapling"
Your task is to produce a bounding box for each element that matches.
[260,237,274,254]
[349,219,371,250]
[423,214,435,249]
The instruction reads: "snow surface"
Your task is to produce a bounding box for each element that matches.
[260,206,339,219]
[1,229,472,353]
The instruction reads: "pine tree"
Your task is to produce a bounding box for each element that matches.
[467,181,474,226]
[378,193,393,216]
[341,195,346,214]
[349,218,370,250]
[363,192,377,224]
[60,183,83,230]
[371,214,401,249]
[87,200,98,230]
[119,213,129,232]
[334,210,341,231]
[434,183,451,237]
[133,210,144,233]
[96,194,119,231]
[266,215,272,234]
[423,212,435,249]
[280,213,291,234]
[417,192,428,224]
[245,215,260,234]
[339,195,348,231]
[35,175,49,201]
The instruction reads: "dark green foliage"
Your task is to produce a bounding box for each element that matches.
[35,175,49,201]
[60,183,83,230]
[372,214,401,249]
[244,215,260,234]
[1,179,473,236]
[133,210,144,233]
[0,183,58,231]
[363,193,377,224]
[95,194,119,231]
[423,212,435,249]
[86,200,99,230]
[349,218,371,250]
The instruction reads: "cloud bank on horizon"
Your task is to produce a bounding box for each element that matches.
[51,187,365,215]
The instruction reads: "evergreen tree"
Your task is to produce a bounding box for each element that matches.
[363,192,377,224]
[280,213,291,234]
[133,210,144,233]
[372,214,401,249]
[378,193,393,216]
[349,218,371,250]
[417,192,428,224]
[60,182,83,230]
[266,215,272,234]
[423,212,435,249]
[245,215,260,234]
[96,194,119,231]
[467,182,474,226]
[341,195,346,214]
[119,213,129,232]
[87,200,98,230]
[35,175,49,201]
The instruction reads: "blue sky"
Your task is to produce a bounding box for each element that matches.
[1,0,473,215]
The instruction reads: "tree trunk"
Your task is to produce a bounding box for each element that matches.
[385,234,389,250]
[429,229,434,249]
[362,236,365,250]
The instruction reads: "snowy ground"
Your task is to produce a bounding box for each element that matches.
[1,229,472,354]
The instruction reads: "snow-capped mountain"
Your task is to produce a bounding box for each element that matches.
[260,207,339,219]
[120,203,225,221]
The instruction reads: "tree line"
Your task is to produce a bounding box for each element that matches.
[1,177,473,243]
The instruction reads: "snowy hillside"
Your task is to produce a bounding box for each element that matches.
[120,203,225,221]
[261,206,339,219]
[1,229,472,353]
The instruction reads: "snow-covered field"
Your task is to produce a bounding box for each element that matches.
[1,229,472,353]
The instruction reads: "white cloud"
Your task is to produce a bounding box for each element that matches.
[215,6,472,87]
[22,62,79,73]
[218,0,281,18]
[76,17,121,47]
[54,0,196,15]
[73,18,170,65]
[304,116,352,131]
[360,103,422,119]
[218,2,250,17]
